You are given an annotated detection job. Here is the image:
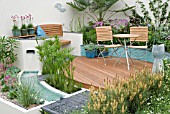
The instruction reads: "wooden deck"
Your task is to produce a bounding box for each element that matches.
[73,57,153,88]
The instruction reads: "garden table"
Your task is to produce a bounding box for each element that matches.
[113,34,139,70]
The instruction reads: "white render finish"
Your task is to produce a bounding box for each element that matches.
[14,32,83,71]
[0,98,53,114]
[14,40,43,71]
[0,0,74,36]
[62,32,83,56]
[0,71,87,114]
[0,0,151,36]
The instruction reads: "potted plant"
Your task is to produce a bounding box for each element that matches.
[11,15,20,37]
[84,43,96,58]
[20,16,27,36]
[26,14,34,35]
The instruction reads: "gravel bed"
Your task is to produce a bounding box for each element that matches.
[41,91,90,114]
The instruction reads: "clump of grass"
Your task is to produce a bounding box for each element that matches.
[16,83,43,108]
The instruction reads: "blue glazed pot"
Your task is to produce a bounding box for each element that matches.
[85,50,95,58]
[28,28,35,35]
[12,29,20,37]
[21,29,27,36]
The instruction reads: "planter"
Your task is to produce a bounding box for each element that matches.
[12,29,20,37]
[21,29,27,36]
[0,71,86,114]
[40,81,87,98]
[62,32,83,56]
[85,50,95,58]
[0,98,52,114]
[37,72,87,98]
[27,28,35,35]
[152,44,165,73]
[0,71,52,114]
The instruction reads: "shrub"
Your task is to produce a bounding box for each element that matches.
[87,68,163,113]
[139,59,170,113]
[36,35,81,94]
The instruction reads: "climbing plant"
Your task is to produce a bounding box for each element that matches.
[137,0,170,28]
[130,0,170,46]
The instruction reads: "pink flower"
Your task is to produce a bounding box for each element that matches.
[20,15,26,25]
[93,21,104,27]
[4,75,11,82]
[11,15,19,26]
[26,14,33,24]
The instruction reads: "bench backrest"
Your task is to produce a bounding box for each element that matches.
[35,24,63,37]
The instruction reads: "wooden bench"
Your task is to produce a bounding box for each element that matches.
[10,24,71,46]
[35,24,71,45]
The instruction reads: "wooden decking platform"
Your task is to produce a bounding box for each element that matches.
[73,57,153,88]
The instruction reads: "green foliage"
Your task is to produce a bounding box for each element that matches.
[137,59,170,113]
[137,0,170,27]
[0,36,18,70]
[12,25,20,31]
[81,19,130,44]
[0,67,20,99]
[87,68,164,113]
[36,36,81,94]
[84,43,96,51]
[21,24,27,29]
[133,0,170,46]
[1,84,9,92]
[0,36,18,95]
[67,0,134,22]
[7,89,17,99]
[40,110,50,114]
[6,66,21,78]
[27,23,34,28]
[69,13,85,32]
[80,26,96,44]
[16,83,43,108]
[165,39,170,52]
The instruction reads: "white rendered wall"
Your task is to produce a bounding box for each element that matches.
[14,40,44,71]
[0,0,153,36]
[0,0,74,36]
[62,32,83,56]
